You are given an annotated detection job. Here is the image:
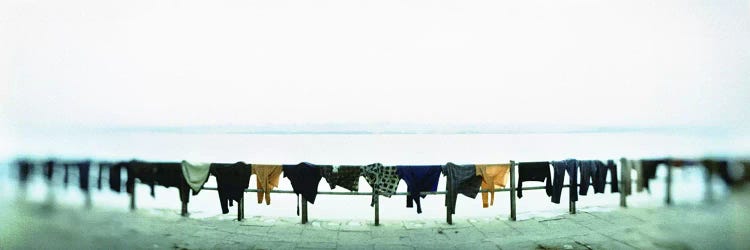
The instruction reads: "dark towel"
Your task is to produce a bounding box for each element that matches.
[109,162,125,193]
[284,162,323,216]
[210,162,252,214]
[397,165,441,214]
[44,160,55,181]
[17,160,33,183]
[321,165,361,192]
[78,161,91,192]
[442,162,482,215]
[516,162,552,199]
[640,160,664,191]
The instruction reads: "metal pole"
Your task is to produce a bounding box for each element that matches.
[446,167,453,225]
[237,198,243,221]
[619,158,628,208]
[569,200,576,214]
[705,163,715,203]
[509,161,517,221]
[129,190,136,211]
[301,197,308,224]
[181,202,188,217]
[374,192,380,226]
[665,162,673,205]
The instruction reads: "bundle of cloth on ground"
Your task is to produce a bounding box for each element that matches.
[17,158,748,216]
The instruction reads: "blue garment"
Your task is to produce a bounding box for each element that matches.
[396,165,441,214]
[578,160,597,196]
[551,159,578,204]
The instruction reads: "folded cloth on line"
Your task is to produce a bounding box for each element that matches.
[397,165,442,214]
[475,164,510,208]
[181,160,211,195]
[211,162,252,214]
[283,162,323,216]
[321,165,361,192]
[362,163,400,207]
[443,162,482,215]
[516,162,552,199]
[251,164,283,205]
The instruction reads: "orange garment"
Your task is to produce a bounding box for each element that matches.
[251,164,283,205]
[475,164,510,208]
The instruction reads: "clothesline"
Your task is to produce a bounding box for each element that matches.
[13,157,748,226]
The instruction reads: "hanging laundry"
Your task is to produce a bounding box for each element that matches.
[362,163,400,207]
[126,162,190,205]
[78,161,91,193]
[109,162,125,193]
[211,162,252,214]
[44,160,55,181]
[181,161,211,195]
[578,160,597,196]
[396,165,441,214]
[475,164,510,208]
[443,162,482,215]
[593,160,619,194]
[639,159,665,192]
[551,159,578,204]
[17,160,33,184]
[251,164,283,205]
[63,163,70,187]
[283,162,323,216]
[97,162,109,190]
[126,161,157,196]
[702,160,734,186]
[320,165,361,192]
[516,162,552,199]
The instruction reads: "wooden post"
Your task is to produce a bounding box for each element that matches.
[181,202,188,217]
[509,161,517,221]
[129,190,136,211]
[569,200,576,214]
[446,167,453,225]
[705,163,715,203]
[237,197,243,221]
[374,192,380,226]
[301,197,308,224]
[619,158,628,208]
[665,163,673,205]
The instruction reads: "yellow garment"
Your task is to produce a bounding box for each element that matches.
[251,164,283,205]
[475,164,510,208]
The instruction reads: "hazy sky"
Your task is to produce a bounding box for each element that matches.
[2,0,749,130]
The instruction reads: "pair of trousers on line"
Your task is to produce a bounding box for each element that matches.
[552,159,578,204]
[579,160,620,195]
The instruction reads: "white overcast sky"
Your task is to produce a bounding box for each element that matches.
[1,0,749,130]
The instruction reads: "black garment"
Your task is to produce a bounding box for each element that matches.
[63,163,70,187]
[516,162,552,199]
[210,162,252,214]
[552,159,578,204]
[126,161,157,196]
[320,165,361,191]
[78,161,91,192]
[442,162,482,215]
[640,160,664,191]
[109,162,125,193]
[397,165,441,214]
[703,160,734,186]
[578,160,597,196]
[152,162,190,204]
[126,162,190,204]
[44,160,55,181]
[97,163,106,190]
[593,160,619,193]
[283,162,323,216]
[17,160,33,183]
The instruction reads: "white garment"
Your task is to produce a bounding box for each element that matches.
[181,160,211,193]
